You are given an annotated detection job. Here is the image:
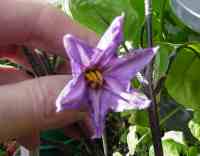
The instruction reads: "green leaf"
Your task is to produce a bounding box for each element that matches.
[67,0,144,44]
[149,140,187,156]
[188,146,200,156]
[128,110,149,127]
[188,111,200,142]
[66,0,170,47]
[112,152,123,156]
[0,149,6,156]
[165,46,200,111]
[41,148,63,156]
[41,129,69,142]
[162,131,186,145]
[154,43,174,80]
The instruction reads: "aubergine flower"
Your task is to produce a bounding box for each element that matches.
[56,14,158,138]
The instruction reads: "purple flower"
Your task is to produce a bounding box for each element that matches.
[56,14,157,138]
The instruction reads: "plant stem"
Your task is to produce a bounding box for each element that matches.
[137,105,181,145]
[144,0,164,155]
[102,132,108,156]
[22,47,46,76]
[160,106,182,125]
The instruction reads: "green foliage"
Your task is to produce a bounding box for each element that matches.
[128,110,149,127]
[165,45,200,111]
[52,0,200,155]
[188,147,200,156]
[67,0,165,46]
[68,0,143,43]
[188,111,200,142]
[0,149,6,156]
[154,43,174,80]
[149,139,187,156]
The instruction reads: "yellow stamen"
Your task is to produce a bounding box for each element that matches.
[85,69,104,89]
[90,72,99,82]
[85,73,95,82]
[95,70,103,83]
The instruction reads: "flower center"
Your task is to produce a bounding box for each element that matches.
[85,69,104,89]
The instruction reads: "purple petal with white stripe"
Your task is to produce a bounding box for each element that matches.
[56,75,86,111]
[104,47,158,87]
[63,34,94,75]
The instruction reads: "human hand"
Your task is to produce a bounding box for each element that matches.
[0,0,98,149]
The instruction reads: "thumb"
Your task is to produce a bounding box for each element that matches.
[0,75,86,141]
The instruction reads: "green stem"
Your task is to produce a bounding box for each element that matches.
[160,0,168,41]
[160,106,182,125]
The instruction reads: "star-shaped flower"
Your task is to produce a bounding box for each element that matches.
[56,14,158,138]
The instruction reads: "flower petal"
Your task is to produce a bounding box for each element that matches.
[63,34,94,75]
[90,14,124,67]
[104,76,150,111]
[104,47,158,86]
[56,75,86,112]
[88,89,111,138]
[116,91,151,111]
[89,14,124,68]
[97,14,124,52]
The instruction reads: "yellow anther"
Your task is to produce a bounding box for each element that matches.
[95,70,103,82]
[90,72,99,82]
[84,69,104,89]
[85,73,94,82]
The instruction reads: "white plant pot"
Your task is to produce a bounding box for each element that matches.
[170,0,200,33]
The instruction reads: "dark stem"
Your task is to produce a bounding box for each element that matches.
[144,0,164,156]
[122,42,129,53]
[22,46,46,76]
[39,51,54,74]
[52,55,58,73]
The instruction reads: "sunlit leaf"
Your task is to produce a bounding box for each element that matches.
[162,131,186,145]
[165,46,200,111]
[149,139,187,156]
[68,0,140,41]
[154,43,174,80]
[188,111,200,142]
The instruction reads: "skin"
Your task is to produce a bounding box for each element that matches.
[0,0,98,149]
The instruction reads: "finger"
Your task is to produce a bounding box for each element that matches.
[79,115,94,138]
[0,75,86,141]
[63,115,94,139]
[0,46,19,58]
[30,3,99,57]
[41,109,86,131]
[0,0,99,57]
